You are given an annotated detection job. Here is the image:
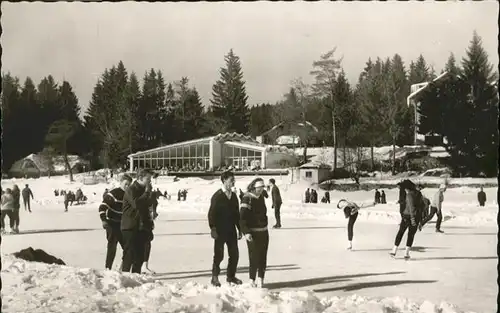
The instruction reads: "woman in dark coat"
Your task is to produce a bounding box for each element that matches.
[240,178,269,288]
[391,180,420,260]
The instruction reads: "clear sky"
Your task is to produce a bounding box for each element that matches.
[1,2,498,114]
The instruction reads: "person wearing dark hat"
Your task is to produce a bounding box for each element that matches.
[477,187,486,207]
[208,171,242,287]
[337,199,376,250]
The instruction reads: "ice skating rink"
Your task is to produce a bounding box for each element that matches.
[1,176,497,312]
[1,209,497,313]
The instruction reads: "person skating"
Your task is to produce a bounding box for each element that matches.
[310,189,318,203]
[99,174,132,270]
[1,189,16,234]
[11,185,21,233]
[380,190,386,204]
[208,171,242,287]
[421,184,446,233]
[477,187,486,207]
[121,169,154,274]
[22,184,34,213]
[63,191,71,212]
[374,189,381,204]
[390,180,422,260]
[75,188,84,205]
[337,199,376,250]
[305,188,311,203]
[324,191,331,204]
[240,178,270,288]
[269,178,283,229]
[397,181,407,218]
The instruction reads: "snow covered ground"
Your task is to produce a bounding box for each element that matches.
[1,175,497,313]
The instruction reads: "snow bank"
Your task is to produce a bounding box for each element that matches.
[1,254,475,313]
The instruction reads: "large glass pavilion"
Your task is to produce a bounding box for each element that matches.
[128,133,267,172]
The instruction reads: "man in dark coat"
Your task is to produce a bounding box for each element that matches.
[99,174,132,270]
[380,190,386,204]
[269,178,283,229]
[477,187,486,207]
[311,189,318,203]
[324,191,330,204]
[374,189,381,204]
[305,188,311,203]
[121,169,154,273]
[22,184,34,212]
[208,171,242,287]
[11,185,21,233]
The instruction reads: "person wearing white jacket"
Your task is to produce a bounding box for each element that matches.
[422,184,446,233]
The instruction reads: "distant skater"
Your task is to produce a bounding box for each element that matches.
[11,185,21,233]
[374,189,381,204]
[22,184,34,212]
[477,187,486,207]
[337,199,376,250]
[380,190,386,204]
[1,189,16,234]
[421,184,446,233]
[269,178,283,229]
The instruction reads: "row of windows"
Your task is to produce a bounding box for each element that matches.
[224,146,262,158]
[133,158,210,170]
[134,143,210,160]
[132,144,263,160]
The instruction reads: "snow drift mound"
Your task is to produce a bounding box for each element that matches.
[1,254,475,313]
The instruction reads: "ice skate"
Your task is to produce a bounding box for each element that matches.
[141,265,156,274]
[436,229,444,233]
[256,277,264,288]
[211,276,221,287]
[226,276,242,285]
[249,279,257,288]
[347,241,353,250]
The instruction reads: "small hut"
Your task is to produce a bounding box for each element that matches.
[298,161,331,185]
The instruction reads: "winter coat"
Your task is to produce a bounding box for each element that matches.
[1,193,15,211]
[271,185,282,207]
[208,188,240,238]
[22,187,34,199]
[12,188,21,211]
[121,181,152,231]
[99,187,126,224]
[338,201,360,218]
[477,191,486,204]
[240,191,268,234]
[431,189,444,211]
[403,190,417,220]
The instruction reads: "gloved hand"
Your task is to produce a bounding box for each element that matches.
[102,221,108,229]
[210,228,218,240]
[244,234,253,242]
[411,217,417,227]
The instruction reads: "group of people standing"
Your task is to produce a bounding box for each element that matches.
[98,169,157,274]
[1,184,34,234]
[208,172,282,288]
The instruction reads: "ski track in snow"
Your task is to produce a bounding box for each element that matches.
[1,175,497,313]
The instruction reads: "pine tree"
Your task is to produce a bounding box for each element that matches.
[183,86,205,140]
[126,72,141,153]
[58,81,80,122]
[310,48,344,169]
[19,77,40,156]
[409,55,432,84]
[443,53,461,77]
[210,49,250,134]
[460,31,498,176]
[1,73,22,171]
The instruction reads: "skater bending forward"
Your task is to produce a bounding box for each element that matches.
[240,178,269,288]
[391,181,422,260]
[337,199,375,250]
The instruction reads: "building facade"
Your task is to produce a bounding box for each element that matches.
[128,133,298,172]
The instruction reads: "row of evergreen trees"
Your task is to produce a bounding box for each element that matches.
[1,31,497,176]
